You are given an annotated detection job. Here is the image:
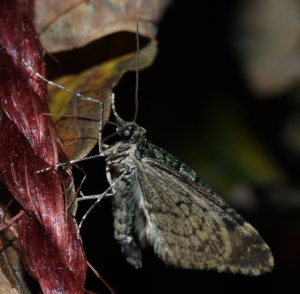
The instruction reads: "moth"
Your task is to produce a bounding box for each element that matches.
[34,80,273,275]
[29,65,274,277]
[27,23,274,276]
[92,97,274,275]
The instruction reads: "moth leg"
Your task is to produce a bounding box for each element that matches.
[78,192,106,229]
[24,60,100,104]
[24,60,108,169]
[78,169,130,228]
[98,96,104,154]
[78,191,113,200]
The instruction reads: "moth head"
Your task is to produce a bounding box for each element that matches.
[117,121,146,142]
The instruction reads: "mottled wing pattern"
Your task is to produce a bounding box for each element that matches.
[111,171,143,269]
[135,158,274,275]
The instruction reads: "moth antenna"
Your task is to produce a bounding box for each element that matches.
[133,10,140,123]
[112,11,140,124]
[111,92,123,122]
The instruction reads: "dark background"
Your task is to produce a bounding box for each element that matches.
[55,1,300,293]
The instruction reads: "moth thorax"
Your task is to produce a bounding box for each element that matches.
[107,143,137,173]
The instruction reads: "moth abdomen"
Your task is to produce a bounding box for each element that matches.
[119,236,142,269]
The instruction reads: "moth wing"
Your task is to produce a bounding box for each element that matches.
[135,158,274,275]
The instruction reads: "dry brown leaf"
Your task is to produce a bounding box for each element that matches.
[0,209,32,294]
[34,0,170,52]
[0,270,19,294]
[49,41,157,160]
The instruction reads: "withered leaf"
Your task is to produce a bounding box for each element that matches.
[34,0,170,53]
[49,41,157,160]
[0,205,32,294]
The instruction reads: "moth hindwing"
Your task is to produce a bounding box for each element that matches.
[103,118,274,275]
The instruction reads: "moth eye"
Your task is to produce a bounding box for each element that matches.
[121,128,132,139]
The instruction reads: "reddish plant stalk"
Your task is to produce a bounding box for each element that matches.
[0,1,87,293]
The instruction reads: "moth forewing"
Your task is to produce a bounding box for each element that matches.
[137,157,274,275]
[105,120,274,275]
